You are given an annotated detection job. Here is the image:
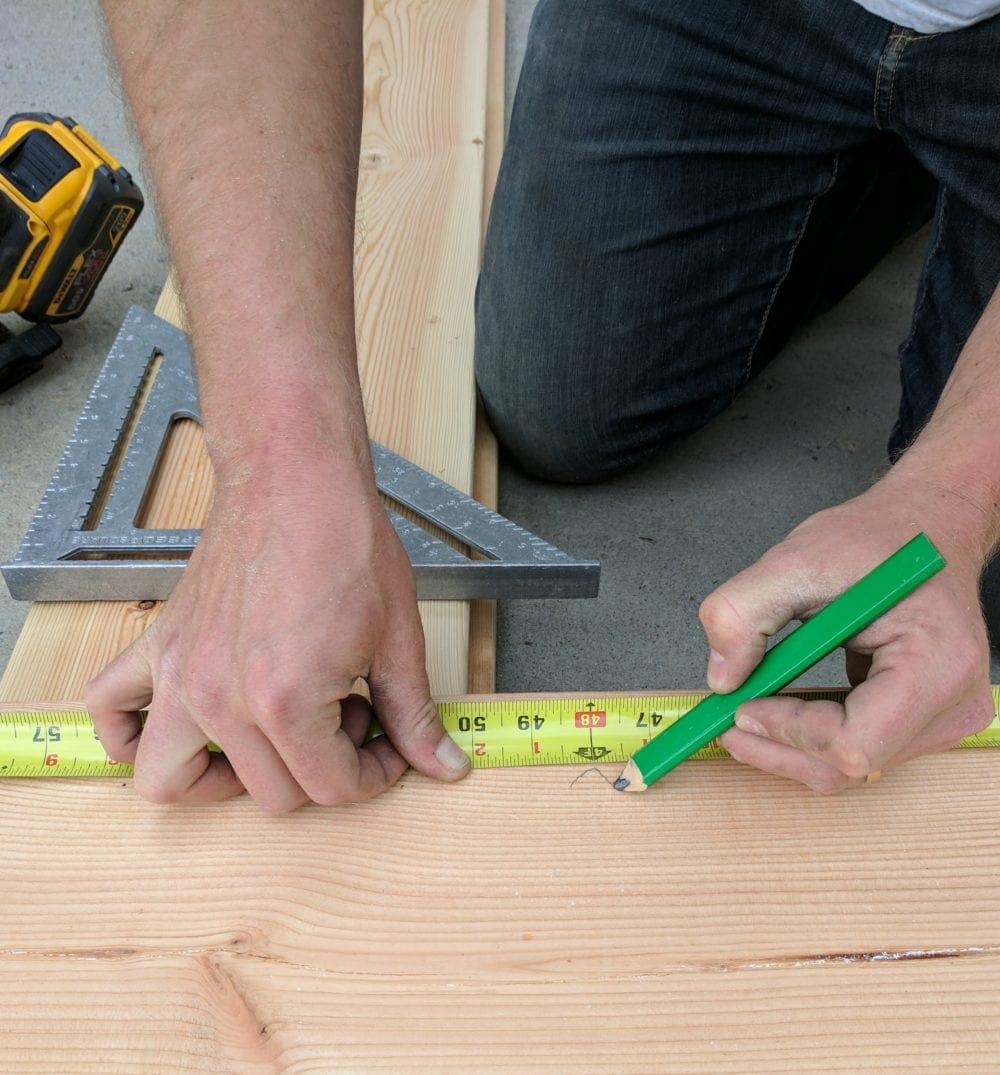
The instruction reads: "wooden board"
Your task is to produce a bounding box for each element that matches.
[6,1,1000,1068]
[0,712,999,1070]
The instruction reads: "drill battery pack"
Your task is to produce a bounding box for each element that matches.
[0,112,143,323]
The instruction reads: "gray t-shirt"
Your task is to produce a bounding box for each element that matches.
[852,0,1000,31]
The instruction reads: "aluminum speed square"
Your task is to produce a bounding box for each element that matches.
[2,306,600,603]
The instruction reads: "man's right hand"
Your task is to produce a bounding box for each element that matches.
[84,448,471,812]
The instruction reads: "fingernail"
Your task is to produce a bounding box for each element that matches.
[735,713,767,737]
[707,649,727,691]
[435,735,471,772]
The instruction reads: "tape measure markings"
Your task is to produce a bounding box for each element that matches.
[3,687,1000,777]
[0,711,132,778]
[440,695,749,768]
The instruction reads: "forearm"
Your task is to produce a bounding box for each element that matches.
[102,1,369,479]
[884,281,1000,570]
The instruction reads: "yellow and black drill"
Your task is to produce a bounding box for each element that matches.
[0,113,143,391]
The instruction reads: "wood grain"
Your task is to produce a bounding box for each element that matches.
[2,954,998,1073]
[0,743,999,1069]
[356,0,490,694]
[9,2,996,1070]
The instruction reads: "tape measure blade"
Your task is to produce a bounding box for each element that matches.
[438,695,707,769]
[3,690,1000,777]
[0,708,131,778]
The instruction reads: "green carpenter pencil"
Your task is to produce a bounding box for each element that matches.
[614,532,947,792]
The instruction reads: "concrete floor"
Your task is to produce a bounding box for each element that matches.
[1,1,167,671]
[2,1,997,692]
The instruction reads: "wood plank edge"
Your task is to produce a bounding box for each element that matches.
[467,0,505,694]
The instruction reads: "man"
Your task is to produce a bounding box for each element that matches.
[87,0,1000,811]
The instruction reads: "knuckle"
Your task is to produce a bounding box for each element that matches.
[946,695,995,746]
[310,782,363,808]
[183,675,227,720]
[697,590,734,638]
[299,756,368,808]
[946,636,987,690]
[176,650,228,716]
[805,770,851,795]
[403,699,444,741]
[719,729,748,763]
[247,679,298,734]
[256,788,310,815]
[307,753,396,808]
[778,703,813,749]
[96,726,134,760]
[241,656,309,734]
[835,742,873,781]
[967,695,996,735]
[132,771,185,806]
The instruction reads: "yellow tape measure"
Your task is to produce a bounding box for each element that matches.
[3,688,1000,777]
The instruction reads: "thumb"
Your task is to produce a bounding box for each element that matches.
[368,607,471,783]
[698,552,820,693]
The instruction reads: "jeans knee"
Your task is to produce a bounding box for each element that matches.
[474,329,644,484]
[479,390,626,484]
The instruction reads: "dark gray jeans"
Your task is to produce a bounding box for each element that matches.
[475,0,1000,482]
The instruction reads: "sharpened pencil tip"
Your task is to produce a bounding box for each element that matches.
[613,777,629,791]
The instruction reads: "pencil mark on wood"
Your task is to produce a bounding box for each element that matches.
[569,767,616,789]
